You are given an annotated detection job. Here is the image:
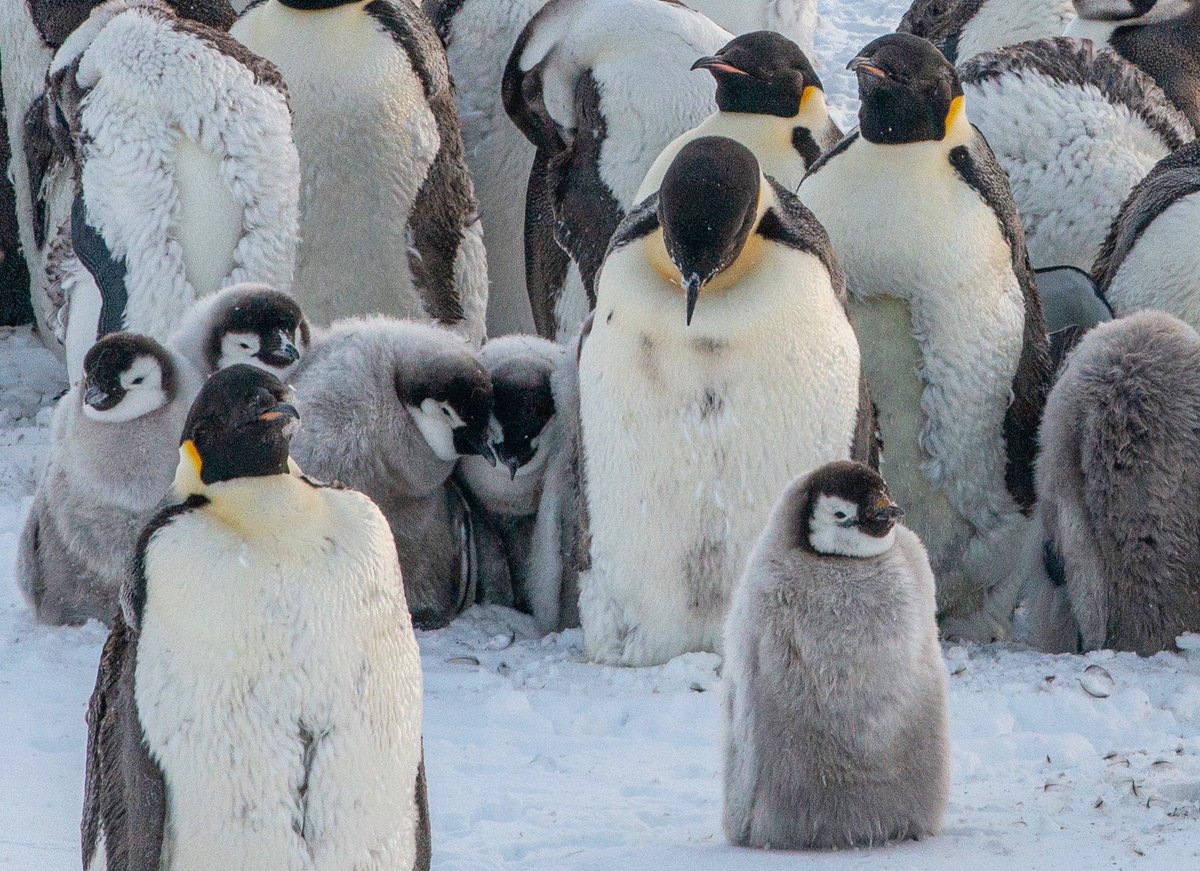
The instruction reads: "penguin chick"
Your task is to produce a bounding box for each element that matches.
[636,31,841,200]
[170,282,310,378]
[959,38,1193,272]
[81,364,430,871]
[18,332,201,626]
[1093,141,1200,330]
[579,136,875,667]
[898,0,1076,64]
[800,34,1053,636]
[724,461,949,849]
[289,317,495,628]
[1036,311,1200,655]
[457,335,567,630]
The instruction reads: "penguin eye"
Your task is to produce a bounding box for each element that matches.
[131,376,144,385]
[833,511,847,520]
[240,342,252,350]
[442,407,452,417]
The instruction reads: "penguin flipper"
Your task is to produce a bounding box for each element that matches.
[413,749,432,871]
[523,151,571,340]
[82,611,167,871]
[71,193,128,338]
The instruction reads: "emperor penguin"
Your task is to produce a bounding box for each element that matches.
[723,462,949,849]
[423,0,548,337]
[898,0,1076,64]
[170,282,311,379]
[232,0,488,345]
[289,317,497,628]
[1036,311,1200,655]
[959,38,1194,272]
[44,0,299,384]
[578,136,876,667]
[457,334,570,631]
[81,364,431,871]
[18,332,202,626]
[636,32,841,201]
[502,0,730,340]
[1092,141,1200,329]
[0,0,237,352]
[800,34,1053,635]
[1064,0,1200,131]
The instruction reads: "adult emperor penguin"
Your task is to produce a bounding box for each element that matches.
[170,282,311,379]
[18,333,202,626]
[1092,141,1200,329]
[0,0,237,351]
[898,0,1076,64]
[578,136,876,667]
[44,0,299,384]
[457,334,570,631]
[800,34,1053,634]
[1036,312,1200,655]
[1064,0,1200,131]
[636,32,841,201]
[232,0,488,345]
[81,364,431,871]
[959,38,1194,271]
[289,317,496,629]
[723,462,949,849]
[502,0,730,340]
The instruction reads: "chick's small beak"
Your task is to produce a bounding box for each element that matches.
[504,454,522,481]
[691,55,748,76]
[83,384,108,408]
[874,501,905,522]
[848,56,888,78]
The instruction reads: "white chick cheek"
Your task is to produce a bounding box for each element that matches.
[808,494,895,558]
[218,332,261,370]
[410,400,458,461]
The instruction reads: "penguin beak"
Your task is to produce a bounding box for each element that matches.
[455,429,497,466]
[258,401,300,424]
[848,56,888,79]
[83,383,121,411]
[683,274,703,326]
[873,501,905,523]
[504,454,523,481]
[692,55,748,76]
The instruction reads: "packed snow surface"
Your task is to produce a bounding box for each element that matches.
[3,2,1200,868]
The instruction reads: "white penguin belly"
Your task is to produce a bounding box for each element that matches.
[802,138,1025,607]
[171,136,242,303]
[134,481,423,870]
[1106,195,1200,330]
[232,2,439,326]
[579,245,861,666]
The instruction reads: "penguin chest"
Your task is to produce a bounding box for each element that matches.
[133,489,422,869]
[803,142,1025,535]
[232,3,439,323]
[579,249,862,653]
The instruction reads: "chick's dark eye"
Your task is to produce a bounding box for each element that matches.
[240,343,252,350]
[833,511,847,520]
[131,377,144,385]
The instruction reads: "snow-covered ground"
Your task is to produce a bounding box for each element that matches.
[4,2,1200,868]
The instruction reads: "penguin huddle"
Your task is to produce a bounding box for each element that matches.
[5,0,1200,862]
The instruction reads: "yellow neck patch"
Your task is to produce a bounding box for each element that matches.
[182,439,202,477]
[799,85,817,113]
[944,95,965,139]
[174,440,205,497]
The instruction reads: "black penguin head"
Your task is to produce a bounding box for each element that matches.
[206,287,309,376]
[657,137,761,326]
[81,333,178,423]
[796,461,904,558]
[693,31,823,119]
[489,357,556,480]
[850,34,964,145]
[396,355,496,464]
[180,364,299,486]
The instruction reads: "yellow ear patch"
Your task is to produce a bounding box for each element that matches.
[182,439,202,477]
[799,85,817,112]
[944,95,965,138]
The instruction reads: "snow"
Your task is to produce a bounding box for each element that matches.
[2,2,1200,868]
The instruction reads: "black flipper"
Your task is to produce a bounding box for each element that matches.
[413,748,432,871]
[71,193,128,338]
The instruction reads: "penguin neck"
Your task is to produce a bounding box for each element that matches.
[859,94,974,158]
[646,176,772,300]
[173,448,319,534]
[708,86,832,155]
